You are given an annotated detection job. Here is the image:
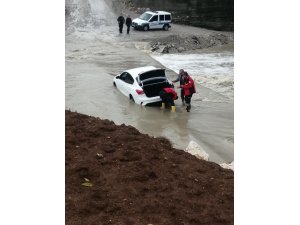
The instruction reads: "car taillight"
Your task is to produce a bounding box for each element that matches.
[135,89,144,95]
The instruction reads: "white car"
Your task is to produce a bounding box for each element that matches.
[113,66,173,106]
[132,11,172,31]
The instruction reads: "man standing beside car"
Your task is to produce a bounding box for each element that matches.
[172,69,185,104]
[178,72,196,112]
[125,15,132,34]
[117,13,125,33]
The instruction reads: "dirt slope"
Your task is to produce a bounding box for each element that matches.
[66,110,233,225]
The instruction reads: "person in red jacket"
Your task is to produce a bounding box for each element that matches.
[159,87,178,112]
[179,72,196,112]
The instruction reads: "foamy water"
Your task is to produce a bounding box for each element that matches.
[66,0,116,38]
[151,52,234,100]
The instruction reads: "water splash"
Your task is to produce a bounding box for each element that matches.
[66,0,116,35]
[151,52,234,100]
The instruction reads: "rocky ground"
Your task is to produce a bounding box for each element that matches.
[148,33,233,53]
[66,110,234,225]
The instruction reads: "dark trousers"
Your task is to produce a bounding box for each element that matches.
[119,24,123,33]
[180,88,184,102]
[184,94,193,104]
[185,94,193,111]
[159,90,174,106]
[126,25,130,34]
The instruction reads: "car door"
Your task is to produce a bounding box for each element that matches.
[159,15,165,27]
[116,72,128,96]
[117,72,135,97]
[149,15,159,29]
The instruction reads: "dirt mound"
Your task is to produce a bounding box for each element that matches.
[66,110,234,225]
[149,34,233,53]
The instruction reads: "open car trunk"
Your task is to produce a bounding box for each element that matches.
[139,69,173,97]
[142,79,173,97]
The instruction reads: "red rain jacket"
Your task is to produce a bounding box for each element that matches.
[181,76,196,96]
[163,87,178,100]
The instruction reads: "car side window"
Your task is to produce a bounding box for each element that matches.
[149,15,158,22]
[165,15,171,20]
[159,15,164,21]
[120,72,127,81]
[124,73,134,84]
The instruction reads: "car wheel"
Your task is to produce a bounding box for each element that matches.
[143,25,149,31]
[129,94,135,102]
[113,82,116,87]
[163,24,169,31]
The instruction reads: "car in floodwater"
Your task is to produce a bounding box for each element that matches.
[131,11,172,31]
[113,66,173,106]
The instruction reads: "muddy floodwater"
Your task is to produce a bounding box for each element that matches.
[65,0,234,163]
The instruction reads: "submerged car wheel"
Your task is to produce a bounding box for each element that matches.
[163,24,169,31]
[143,25,149,31]
[129,94,135,102]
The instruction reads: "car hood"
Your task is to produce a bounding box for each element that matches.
[132,18,147,25]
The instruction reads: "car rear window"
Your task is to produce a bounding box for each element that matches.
[139,69,166,80]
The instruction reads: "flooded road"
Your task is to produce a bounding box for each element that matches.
[65,0,233,163]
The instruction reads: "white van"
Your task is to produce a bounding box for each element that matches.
[132,11,172,31]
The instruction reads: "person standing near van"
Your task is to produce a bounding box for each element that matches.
[178,72,196,112]
[125,15,132,34]
[172,69,185,104]
[117,14,125,33]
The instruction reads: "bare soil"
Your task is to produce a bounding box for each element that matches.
[66,110,234,225]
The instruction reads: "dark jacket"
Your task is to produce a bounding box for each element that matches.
[172,73,185,85]
[126,17,132,26]
[117,16,125,25]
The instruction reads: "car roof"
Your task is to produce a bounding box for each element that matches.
[124,66,161,78]
[145,11,171,15]
[155,11,171,15]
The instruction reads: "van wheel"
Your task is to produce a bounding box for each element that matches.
[163,24,169,31]
[143,25,149,31]
[129,94,135,102]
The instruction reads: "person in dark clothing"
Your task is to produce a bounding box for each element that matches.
[117,14,125,33]
[178,72,196,112]
[125,15,132,34]
[172,69,185,104]
[159,87,178,112]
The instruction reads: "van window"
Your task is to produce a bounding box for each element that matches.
[165,15,171,20]
[159,15,164,21]
[140,12,152,21]
[149,15,158,22]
